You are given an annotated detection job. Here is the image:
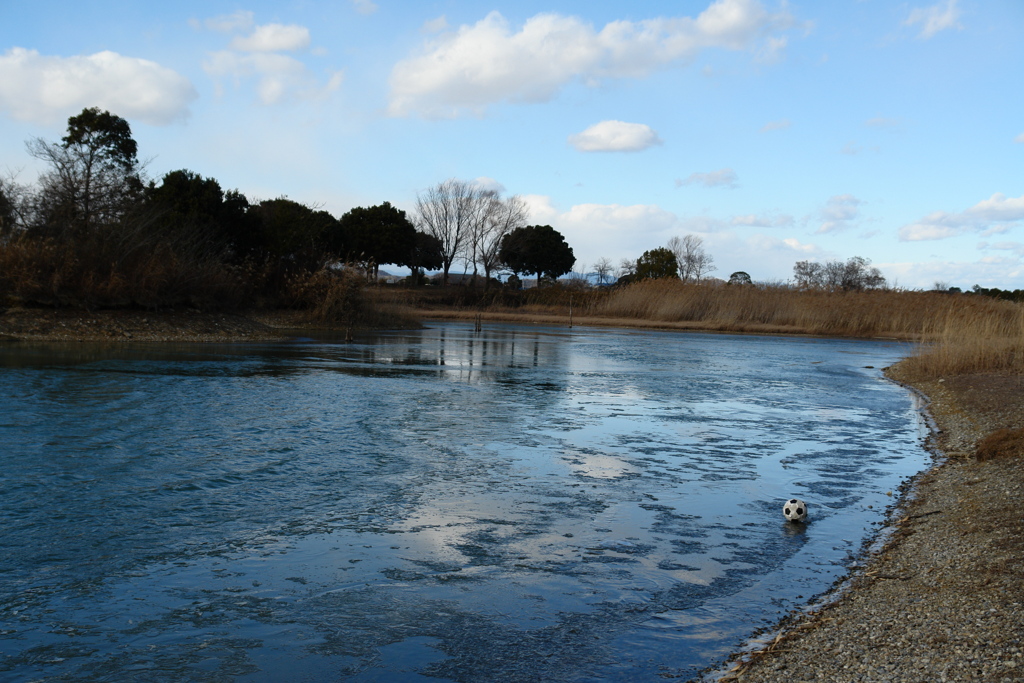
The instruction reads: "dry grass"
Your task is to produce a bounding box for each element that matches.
[591,280,995,337]
[975,428,1024,462]
[287,268,418,330]
[0,229,245,310]
[896,308,1024,378]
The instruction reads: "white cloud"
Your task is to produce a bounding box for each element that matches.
[519,196,832,283]
[199,11,255,33]
[986,241,1024,257]
[569,121,662,152]
[904,0,962,39]
[1014,132,1024,144]
[204,51,340,105]
[473,177,506,194]
[200,17,340,105]
[351,0,378,16]
[230,24,311,52]
[0,47,196,125]
[422,16,449,34]
[388,0,795,117]
[519,198,687,263]
[884,257,1023,290]
[677,168,738,188]
[747,234,819,255]
[760,118,791,132]
[865,116,902,129]
[731,212,794,228]
[559,203,682,234]
[816,194,863,233]
[900,193,1024,241]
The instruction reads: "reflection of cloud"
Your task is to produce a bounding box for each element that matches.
[0,48,196,125]
[569,121,662,152]
[388,0,797,117]
[900,193,1024,241]
[564,451,638,480]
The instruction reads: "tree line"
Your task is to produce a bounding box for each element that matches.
[0,107,902,312]
[0,108,581,309]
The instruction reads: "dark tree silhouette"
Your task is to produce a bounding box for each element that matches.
[499,224,575,284]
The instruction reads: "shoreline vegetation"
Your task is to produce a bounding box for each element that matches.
[1,281,1022,681]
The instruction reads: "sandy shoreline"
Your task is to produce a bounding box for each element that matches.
[3,306,1021,681]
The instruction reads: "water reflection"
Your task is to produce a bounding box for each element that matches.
[0,323,928,681]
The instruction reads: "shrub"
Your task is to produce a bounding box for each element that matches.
[975,428,1024,462]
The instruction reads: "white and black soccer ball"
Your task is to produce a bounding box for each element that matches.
[783,498,808,523]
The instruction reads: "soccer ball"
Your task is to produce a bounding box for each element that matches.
[783,498,808,523]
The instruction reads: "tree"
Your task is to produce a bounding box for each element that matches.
[668,234,716,282]
[617,258,636,281]
[409,232,443,284]
[478,194,528,287]
[247,198,336,263]
[635,247,679,280]
[499,224,575,284]
[593,257,614,286]
[332,202,418,279]
[145,170,252,256]
[728,271,753,285]
[793,256,886,291]
[0,173,29,239]
[27,107,143,234]
[414,179,490,285]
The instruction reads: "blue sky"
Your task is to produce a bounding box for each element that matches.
[2,0,1022,288]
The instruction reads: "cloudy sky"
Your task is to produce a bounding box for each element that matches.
[2,0,1022,288]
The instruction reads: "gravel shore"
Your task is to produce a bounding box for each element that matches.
[711,370,1024,683]
[0,307,323,343]
[3,307,1021,682]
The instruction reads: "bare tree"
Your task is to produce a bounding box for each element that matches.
[461,188,499,284]
[668,234,716,282]
[0,171,31,239]
[793,257,885,291]
[414,179,480,285]
[617,257,636,280]
[478,194,527,286]
[593,257,614,285]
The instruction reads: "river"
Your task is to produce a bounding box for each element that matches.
[0,322,929,681]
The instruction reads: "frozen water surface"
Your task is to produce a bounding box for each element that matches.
[0,323,929,681]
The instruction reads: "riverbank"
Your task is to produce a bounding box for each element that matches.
[2,306,1021,681]
[712,368,1024,682]
[0,307,339,343]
